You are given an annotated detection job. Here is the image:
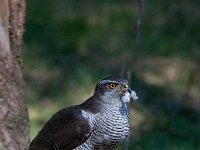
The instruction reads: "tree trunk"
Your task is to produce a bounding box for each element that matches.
[0,0,29,150]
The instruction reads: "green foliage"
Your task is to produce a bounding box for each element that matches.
[25,0,200,149]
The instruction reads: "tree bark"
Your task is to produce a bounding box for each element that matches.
[0,0,29,150]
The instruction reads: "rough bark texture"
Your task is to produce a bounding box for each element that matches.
[0,0,29,150]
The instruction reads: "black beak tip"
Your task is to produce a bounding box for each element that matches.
[128,88,132,94]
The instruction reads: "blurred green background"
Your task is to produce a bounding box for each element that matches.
[24,0,200,149]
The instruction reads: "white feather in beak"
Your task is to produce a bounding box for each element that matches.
[121,89,138,103]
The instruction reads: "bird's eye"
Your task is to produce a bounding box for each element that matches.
[109,83,116,89]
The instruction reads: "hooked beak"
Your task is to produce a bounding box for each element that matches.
[128,88,132,94]
[121,84,128,92]
[120,84,138,102]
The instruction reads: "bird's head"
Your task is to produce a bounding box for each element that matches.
[94,76,138,105]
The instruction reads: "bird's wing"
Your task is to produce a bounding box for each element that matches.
[49,139,59,150]
[29,106,93,150]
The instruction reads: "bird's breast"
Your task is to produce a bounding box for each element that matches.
[75,104,130,150]
[100,105,130,139]
[91,105,130,148]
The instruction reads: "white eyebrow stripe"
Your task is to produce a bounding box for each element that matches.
[99,80,119,84]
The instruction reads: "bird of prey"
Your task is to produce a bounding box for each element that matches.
[29,76,138,150]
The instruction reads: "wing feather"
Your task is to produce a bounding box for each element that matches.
[49,139,59,150]
[29,105,93,150]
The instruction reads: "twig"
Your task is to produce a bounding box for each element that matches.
[135,0,144,51]
[123,0,144,149]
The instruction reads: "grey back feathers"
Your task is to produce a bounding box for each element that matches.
[29,76,135,150]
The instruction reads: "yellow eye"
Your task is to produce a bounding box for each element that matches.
[109,83,116,89]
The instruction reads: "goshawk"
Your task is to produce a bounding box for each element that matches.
[29,76,138,150]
